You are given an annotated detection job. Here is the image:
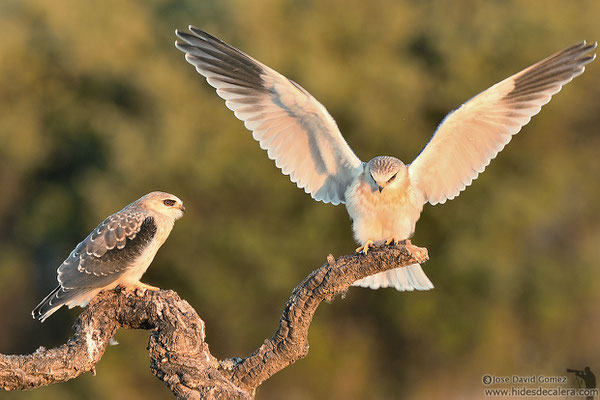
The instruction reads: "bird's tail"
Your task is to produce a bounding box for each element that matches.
[32,285,89,322]
[351,264,434,291]
[32,285,64,322]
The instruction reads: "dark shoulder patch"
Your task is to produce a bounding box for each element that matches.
[59,216,158,287]
[100,216,156,263]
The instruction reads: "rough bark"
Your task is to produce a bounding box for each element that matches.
[0,241,428,398]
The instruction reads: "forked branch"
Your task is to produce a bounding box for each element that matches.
[0,241,428,399]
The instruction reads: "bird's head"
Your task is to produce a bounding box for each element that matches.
[141,191,185,220]
[366,156,407,193]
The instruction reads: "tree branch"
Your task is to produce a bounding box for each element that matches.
[0,241,428,398]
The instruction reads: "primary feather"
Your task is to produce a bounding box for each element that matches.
[175,27,364,205]
[409,41,597,205]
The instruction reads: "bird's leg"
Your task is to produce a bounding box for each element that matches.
[385,237,399,246]
[137,282,160,291]
[134,282,160,297]
[121,282,160,297]
[356,239,375,254]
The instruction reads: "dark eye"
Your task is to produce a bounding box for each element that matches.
[387,173,397,183]
[163,199,176,207]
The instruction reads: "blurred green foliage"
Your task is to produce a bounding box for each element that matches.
[1,0,599,398]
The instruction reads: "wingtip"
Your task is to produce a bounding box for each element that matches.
[188,26,220,44]
[174,40,185,51]
[581,40,598,52]
[184,53,196,64]
[590,41,598,61]
[189,25,206,38]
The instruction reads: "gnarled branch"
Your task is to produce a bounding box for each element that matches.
[0,241,428,398]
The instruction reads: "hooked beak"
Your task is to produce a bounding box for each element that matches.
[179,204,186,212]
[378,185,384,193]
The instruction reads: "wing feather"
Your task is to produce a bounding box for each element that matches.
[409,41,596,205]
[175,27,364,205]
[57,212,156,289]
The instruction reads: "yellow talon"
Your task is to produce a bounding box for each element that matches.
[137,282,160,291]
[355,239,375,254]
[121,282,160,297]
[386,238,411,246]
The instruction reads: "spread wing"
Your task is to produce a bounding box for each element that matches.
[57,211,157,289]
[175,26,364,205]
[409,41,597,205]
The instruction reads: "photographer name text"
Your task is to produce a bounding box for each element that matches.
[482,374,567,385]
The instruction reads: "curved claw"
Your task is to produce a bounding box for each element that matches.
[121,282,160,297]
[384,237,398,246]
[386,237,411,247]
[355,239,375,254]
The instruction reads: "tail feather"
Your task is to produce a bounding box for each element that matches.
[32,286,62,322]
[32,286,86,322]
[352,263,434,291]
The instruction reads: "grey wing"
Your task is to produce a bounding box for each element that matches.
[32,211,157,321]
[57,211,157,289]
[409,41,596,205]
[175,27,364,205]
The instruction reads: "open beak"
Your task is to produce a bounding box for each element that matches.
[378,185,384,193]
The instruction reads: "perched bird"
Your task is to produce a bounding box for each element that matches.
[32,191,185,322]
[175,27,596,291]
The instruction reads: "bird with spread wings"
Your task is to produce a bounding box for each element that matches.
[32,191,185,322]
[175,27,596,291]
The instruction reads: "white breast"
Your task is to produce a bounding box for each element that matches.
[345,174,425,245]
[116,216,174,286]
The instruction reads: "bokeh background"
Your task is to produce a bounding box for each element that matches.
[1,0,599,399]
